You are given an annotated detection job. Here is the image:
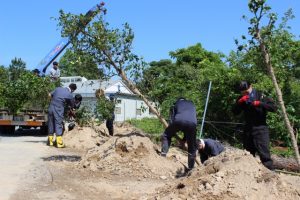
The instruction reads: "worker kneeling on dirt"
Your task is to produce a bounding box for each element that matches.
[47,83,77,148]
[161,97,198,171]
[197,139,224,164]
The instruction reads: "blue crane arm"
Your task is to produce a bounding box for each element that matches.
[36,2,105,75]
[36,38,70,74]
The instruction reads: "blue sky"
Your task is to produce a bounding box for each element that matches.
[0,0,299,70]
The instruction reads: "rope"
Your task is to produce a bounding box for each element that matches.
[205,120,243,125]
[204,121,240,143]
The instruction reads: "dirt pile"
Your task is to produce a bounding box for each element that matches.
[63,122,141,151]
[63,123,300,199]
[80,130,187,179]
[154,149,300,200]
[63,125,107,151]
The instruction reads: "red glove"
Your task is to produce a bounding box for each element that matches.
[252,100,261,107]
[238,95,249,104]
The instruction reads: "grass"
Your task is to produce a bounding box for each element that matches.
[270,146,295,157]
[127,118,164,143]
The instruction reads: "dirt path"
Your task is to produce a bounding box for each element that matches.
[0,133,48,200]
[5,128,167,200]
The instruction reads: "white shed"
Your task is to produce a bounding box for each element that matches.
[60,76,156,122]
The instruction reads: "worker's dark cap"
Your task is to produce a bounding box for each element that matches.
[69,83,77,91]
[32,69,40,73]
[238,81,251,91]
[75,94,82,101]
[53,61,58,65]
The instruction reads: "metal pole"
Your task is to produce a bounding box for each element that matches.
[199,81,212,139]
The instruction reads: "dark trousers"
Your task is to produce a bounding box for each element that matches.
[243,125,273,170]
[161,120,197,169]
[48,105,64,136]
[106,119,114,136]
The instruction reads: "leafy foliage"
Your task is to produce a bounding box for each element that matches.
[59,49,105,80]
[57,7,146,81]
[0,58,56,114]
[57,3,168,127]
[75,106,94,127]
[138,43,242,141]
[2,72,56,114]
[95,96,115,121]
[8,57,27,81]
[54,2,300,150]
[0,65,8,107]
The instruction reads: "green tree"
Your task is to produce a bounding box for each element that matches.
[0,65,9,83]
[95,95,115,121]
[138,44,242,142]
[59,49,105,80]
[57,3,168,127]
[0,65,8,107]
[8,57,27,81]
[2,72,56,114]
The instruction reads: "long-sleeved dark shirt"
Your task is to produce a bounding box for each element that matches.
[50,87,74,109]
[232,89,277,129]
[199,139,224,163]
[171,99,197,125]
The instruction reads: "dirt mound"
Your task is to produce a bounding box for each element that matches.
[63,122,139,151]
[80,130,187,179]
[63,124,108,151]
[154,149,300,200]
[63,123,300,199]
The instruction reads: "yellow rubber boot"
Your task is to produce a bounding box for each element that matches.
[47,135,54,146]
[56,136,65,148]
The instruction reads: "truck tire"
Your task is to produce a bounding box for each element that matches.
[5,126,15,134]
[40,125,48,135]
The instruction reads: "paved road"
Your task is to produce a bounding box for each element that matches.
[0,133,47,200]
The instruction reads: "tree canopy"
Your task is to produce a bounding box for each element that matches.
[59,49,105,80]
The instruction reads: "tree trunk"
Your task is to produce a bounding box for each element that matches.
[103,51,169,129]
[118,69,169,128]
[272,155,300,172]
[256,31,300,167]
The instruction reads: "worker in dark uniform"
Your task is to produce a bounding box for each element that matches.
[232,81,277,170]
[47,83,77,148]
[106,95,115,136]
[65,94,82,132]
[161,97,198,170]
[197,139,224,164]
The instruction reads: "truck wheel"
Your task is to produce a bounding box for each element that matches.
[5,126,15,134]
[40,125,48,135]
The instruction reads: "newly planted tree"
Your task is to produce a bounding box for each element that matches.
[58,3,168,127]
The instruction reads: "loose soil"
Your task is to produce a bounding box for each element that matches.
[9,123,300,200]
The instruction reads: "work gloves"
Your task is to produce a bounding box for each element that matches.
[251,100,261,107]
[238,95,261,107]
[238,95,249,104]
